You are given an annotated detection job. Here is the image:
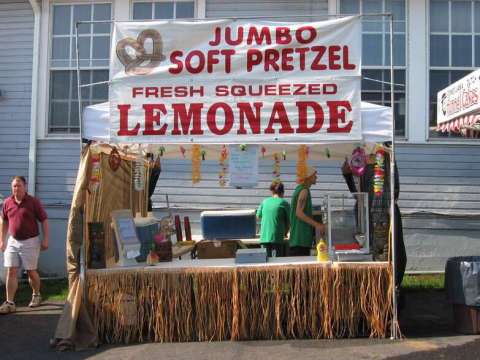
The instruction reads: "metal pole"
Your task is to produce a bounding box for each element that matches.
[388,13,399,340]
[75,22,88,301]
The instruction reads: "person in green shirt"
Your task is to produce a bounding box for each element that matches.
[289,166,326,256]
[256,181,290,257]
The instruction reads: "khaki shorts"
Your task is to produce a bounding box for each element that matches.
[4,236,40,270]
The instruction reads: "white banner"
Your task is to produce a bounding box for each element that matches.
[437,68,480,126]
[109,17,362,144]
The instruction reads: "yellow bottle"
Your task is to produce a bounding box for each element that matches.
[316,238,329,262]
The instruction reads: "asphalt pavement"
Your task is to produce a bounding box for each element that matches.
[0,290,479,360]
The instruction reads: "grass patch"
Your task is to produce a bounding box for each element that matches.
[0,278,68,306]
[403,273,445,291]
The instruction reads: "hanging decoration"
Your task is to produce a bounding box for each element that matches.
[201,149,206,161]
[282,150,287,161]
[261,146,266,157]
[296,145,308,182]
[89,152,101,191]
[179,145,186,158]
[373,145,385,197]
[218,145,228,187]
[272,153,281,181]
[350,147,367,177]
[133,147,145,191]
[108,147,121,171]
[191,144,202,184]
[239,144,247,151]
[159,146,165,157]
[325,148,331,159]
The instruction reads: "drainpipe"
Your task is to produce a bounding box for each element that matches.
[28,0,41,195]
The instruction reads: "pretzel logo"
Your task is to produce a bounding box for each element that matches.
[116,29,166,75]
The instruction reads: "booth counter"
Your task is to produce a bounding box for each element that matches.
[86,258,392,343]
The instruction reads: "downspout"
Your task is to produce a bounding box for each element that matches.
[28,0,41,195]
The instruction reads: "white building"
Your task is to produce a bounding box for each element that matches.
[1,0,479,277]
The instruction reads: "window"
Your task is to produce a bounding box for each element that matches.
[429,0,479,138]
[49,3,112,134]
[132,1,195,20]
[339,0,407,137]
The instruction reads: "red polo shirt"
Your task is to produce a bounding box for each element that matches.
[2,194,48,240]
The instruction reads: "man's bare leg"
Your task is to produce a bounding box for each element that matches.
[6,267,18,302]
[27,269,41,295]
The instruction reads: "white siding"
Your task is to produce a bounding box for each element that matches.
[0,0,33,195]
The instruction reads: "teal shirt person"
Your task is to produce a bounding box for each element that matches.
[257,196,290,244]
[288,166,325,255]
[289,184,314,248]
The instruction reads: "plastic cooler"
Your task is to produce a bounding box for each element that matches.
[200,209,256,240]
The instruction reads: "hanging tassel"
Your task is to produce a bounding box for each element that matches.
[191,144,201,184]
[261,146,266,157]
[272,153,281,181]
[89,152,101,192]
[219,145,228,187]
[134,148,145,191]
[296,145,308,183]
[180,145,186,158]
[373,145,385,197]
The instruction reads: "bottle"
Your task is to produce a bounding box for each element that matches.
[316,238,329,262]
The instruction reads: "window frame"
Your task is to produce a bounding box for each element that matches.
[337,0,409,139]
[39,0,113,139]
[427,0,480,141]
[130,0,197,20]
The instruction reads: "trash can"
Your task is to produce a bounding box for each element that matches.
[445,256,480,334]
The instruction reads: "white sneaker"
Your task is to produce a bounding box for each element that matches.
[0,301,16,314]
[29,294,42,308]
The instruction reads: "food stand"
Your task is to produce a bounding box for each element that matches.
[53,15,400,348]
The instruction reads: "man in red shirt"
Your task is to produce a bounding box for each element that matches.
[0,176,49,314]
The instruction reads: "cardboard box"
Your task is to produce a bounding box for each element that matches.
[196,240,238,259]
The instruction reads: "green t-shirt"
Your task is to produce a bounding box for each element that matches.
[256,197,290,244]
[289,184,314,248]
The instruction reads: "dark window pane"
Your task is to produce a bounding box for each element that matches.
[430,35,449,66]
[429,70,449,98]
[52,38,70,59]
[451,70,470,83]
[364,0,382,13]
[451,1,471,33]
[176,2,195,18]
[451,35,472,67]
[430,1,449,32]
[363,19,382,32]
[361,92,382,102]
[51,71,70,100]
[155,2,174,19]
[394,69,405,91]
[73,5,91,35]
[133,2,152,20]
[475,36,480,66]
[340,0,360,14]
[387,0,405,21]
[50,102,69,128]
[363,34,383,65]
[70,101,79,127]
[93,4,111,33]
[385,34,405,66]
[53,5,71,35]
[475,2,480,33]
[362,69,382,91]
[78,37,91,60]
[92,70,109,100]
[92,36,110,60]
